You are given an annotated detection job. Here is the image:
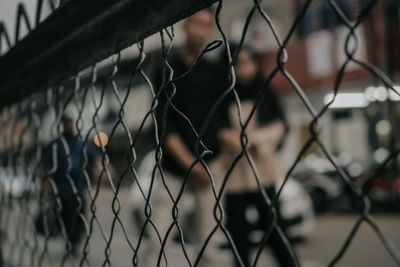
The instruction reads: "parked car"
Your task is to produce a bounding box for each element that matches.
[292,153,368,214]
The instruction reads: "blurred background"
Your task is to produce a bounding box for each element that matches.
[0,0,399,266]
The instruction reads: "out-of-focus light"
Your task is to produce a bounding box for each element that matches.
[94,132,109,147]
[324,93,369,108]
[364,85,400,102]
[365,86,377,102]
[373,147,389,164]
[376,86,388,102]
[348,162,364,177]
[337,151,351,166]
[375,120,391,136]
[389,86,400,101]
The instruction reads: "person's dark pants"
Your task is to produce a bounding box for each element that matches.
[60,197,86,247]
[226,186,296,267]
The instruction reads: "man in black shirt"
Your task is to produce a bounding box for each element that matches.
[145,8,226,267]
[157,47,225,184]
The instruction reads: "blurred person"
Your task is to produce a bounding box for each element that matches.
[218,44,297,267]
[37,109,101,255]
[144,7,226,267]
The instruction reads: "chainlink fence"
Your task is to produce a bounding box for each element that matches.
[1,0,400,266]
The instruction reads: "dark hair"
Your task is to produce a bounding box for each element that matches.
[186,7,214,24]
[189,7,214,18]
[220,42,257,68]
[61,114,74,122]
[203,6,215,15]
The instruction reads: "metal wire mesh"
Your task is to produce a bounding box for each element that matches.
[1,0,400,267]
[0,0,68,54]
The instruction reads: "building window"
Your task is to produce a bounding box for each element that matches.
[296,0,352,37]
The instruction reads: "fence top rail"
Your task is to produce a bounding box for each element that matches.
[0,0,217,109]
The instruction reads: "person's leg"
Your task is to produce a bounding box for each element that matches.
[257,186,298,267]
[60,199,74,252]
[62,197,86,253]
[268,228,297,267]
[225,193,251,267]
[71,197,86,244]
[194,160,229,267]
[143,171,185,267]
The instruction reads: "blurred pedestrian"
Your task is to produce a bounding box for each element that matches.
[219,44,296,267]
[144,7,226,267]
[37,109,101,255]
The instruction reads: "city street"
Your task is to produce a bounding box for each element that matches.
[1,1,400,267]
[3,187,399,267]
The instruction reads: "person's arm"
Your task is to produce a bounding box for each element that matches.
[254,85,288,154]
[251,120,285,145]
[41,167,54,196]
[218,128,242,152]
[218,120,285,154]
[164,133,210,188]
[40,143,55,197]
[86,143,116,185]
